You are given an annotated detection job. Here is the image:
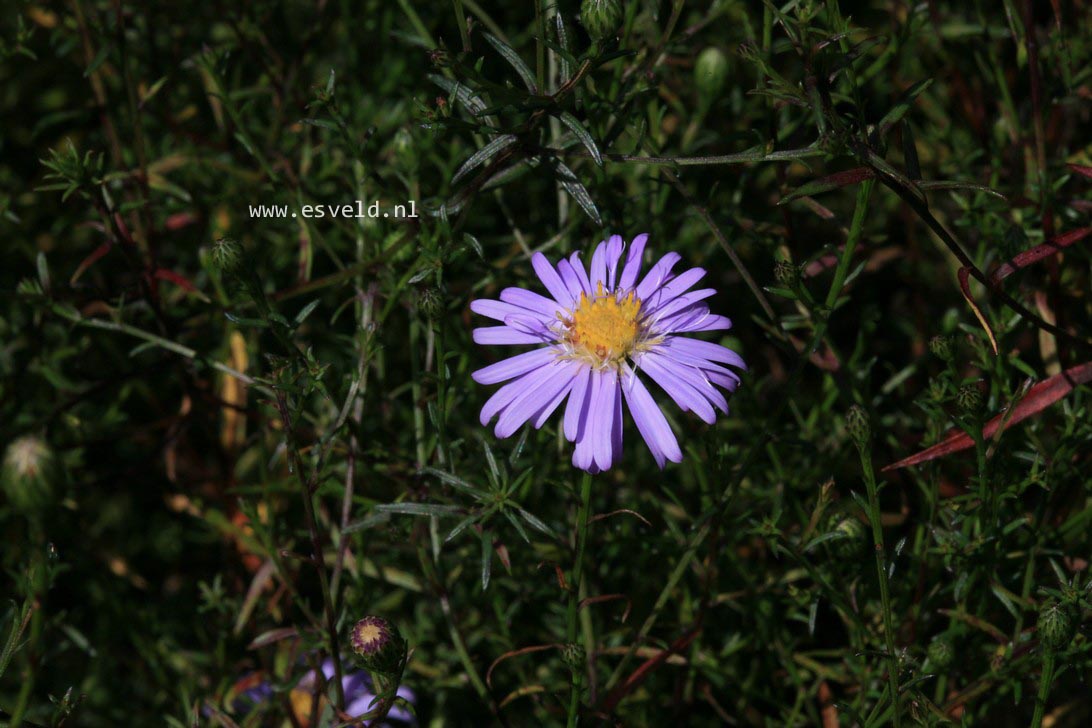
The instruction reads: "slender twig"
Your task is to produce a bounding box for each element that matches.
[857,434,903,726]
[566,471,593,728]
[274,392,346,711]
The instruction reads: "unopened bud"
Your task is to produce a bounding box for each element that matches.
[826,514,866,560]
[2,435,59,512]
[773,260,799,288]
[845,405,870,448]
[926,636,954,670]
[955,383,984,416]
[1038,602,1077,652]
[581,0,624,43]
[351,616,407,678]
[695,48,729,108]
[210,238,243,275]
[928,335,953,361]
[561,642,586,673]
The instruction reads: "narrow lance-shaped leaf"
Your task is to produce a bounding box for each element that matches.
[548,157,602,225]
[483,32,539,94]
[991,227,1092,283]
[452,134,518,185]
[779,167,875,205]
[556,111,603,167]
[555,13,572,85]
[872,78,934,141]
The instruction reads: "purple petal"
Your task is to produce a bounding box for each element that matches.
[663,311,733,333]
[605,235,625,290]
[635,252,682,301]
[494,361,578,437]
[564,365,592,442]
[470,298,553,325]
[617,233,648,291]
[637,352,717,424]
[589,242,608,290]
[472,347,558,385]
[502,313,553,338]
[591,369,619,470]
[611,372,624,454]
[532,376,574,428]
[500,287,564,318]
[642,267,706,313]
[660,336,747,371]
[621,366,682,468]
[480,366,552,425]
[532,252,575,306]
[705,368,741,392]
[645,352,728,413]
[557,258,587,302]
[648,288,717,321]
[569,251,593,295]
[473,326,550,346]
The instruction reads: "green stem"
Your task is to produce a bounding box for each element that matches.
[566,471,593,728]
[858,443,902,727]
[1031,652,1055,728]
[451,0,471,53]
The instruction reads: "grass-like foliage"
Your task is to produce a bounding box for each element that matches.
[2,1,1092,725]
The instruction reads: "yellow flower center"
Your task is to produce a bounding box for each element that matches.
[563,282,643,365]
[356,622,382,645]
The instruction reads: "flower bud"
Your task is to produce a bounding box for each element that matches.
[2,435,59,512]
[926,636,954,670]
[845,405,870,448]
[350,616,407,678]
[955,383,984,416]
[417,286,443,323]
[561,642,586,673]
[210,237,243,276]
[773,260,799,288]
[928,335,952,361]
[1037,602,1077,652]
[826,514,866,560]
[580,0,624,43]
[694,48,729,108]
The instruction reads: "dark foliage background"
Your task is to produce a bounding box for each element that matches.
[2,0,1091,725]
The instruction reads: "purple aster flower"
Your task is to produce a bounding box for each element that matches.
[218,658,416,726]
[470,233,746,472]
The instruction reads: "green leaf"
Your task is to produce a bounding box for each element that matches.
[343,511,391,534]
[517,507,555,538]
[374,502,463,517]
[420,467,488,499]
[481,529,493,590]
[483,33,539,93]
[873,78,934,140]
[293,299,322,326]
[452,134,518,185]
[547,157,601,225]
[557,112,603,167]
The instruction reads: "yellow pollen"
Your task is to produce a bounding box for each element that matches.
[564,282,643,364]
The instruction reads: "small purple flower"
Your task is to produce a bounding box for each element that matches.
[221,658,416,726]
[470,234,746,472]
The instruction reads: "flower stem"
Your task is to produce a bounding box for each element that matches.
[1031,652,1055,728]
[858,442,901,727]
[566,471,593,728]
